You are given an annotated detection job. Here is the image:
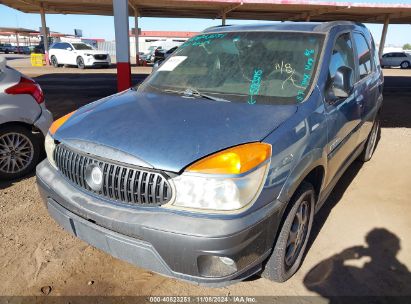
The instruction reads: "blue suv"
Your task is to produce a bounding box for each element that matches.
[36,21,383,285]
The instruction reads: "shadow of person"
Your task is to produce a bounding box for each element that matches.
[304,228,411,302]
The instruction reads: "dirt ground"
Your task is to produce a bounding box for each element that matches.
[1,55,411,299]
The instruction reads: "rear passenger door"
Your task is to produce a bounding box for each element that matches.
[324,32,362,185]
[352,32,380,144]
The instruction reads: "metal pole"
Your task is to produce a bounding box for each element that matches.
[15,32,20,47]
[222,13,226,26]
[113,0,131,91]
[40,3,49,64]
[379,15,390,58]
[134,9,139,65]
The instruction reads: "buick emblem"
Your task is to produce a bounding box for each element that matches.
[85,163,103,191]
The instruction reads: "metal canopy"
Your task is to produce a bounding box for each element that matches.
[0,27,39,35]
[3,0,411,24]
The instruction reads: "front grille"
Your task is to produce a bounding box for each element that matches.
[53,144,172,206]
[93,54,107,60]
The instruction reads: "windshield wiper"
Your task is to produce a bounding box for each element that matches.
[163,87,230,102]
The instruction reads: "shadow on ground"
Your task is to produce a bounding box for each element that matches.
[304,227,411,301]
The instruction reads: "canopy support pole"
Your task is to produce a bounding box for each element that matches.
[134,8,140,65]
[113,0,131,92]
[40,3,49,64]
[379,15,390,58]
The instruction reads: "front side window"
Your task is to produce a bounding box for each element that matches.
[72,43,94,50]
[328,33,355,85]
[353,33,372,80]
[140,31,324,105]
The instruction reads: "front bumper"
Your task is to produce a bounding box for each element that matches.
[34,104,53,136]
[84,56,111,67]
[36,160,284,286]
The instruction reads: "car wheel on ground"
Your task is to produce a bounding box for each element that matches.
[358,115,380,162]
[0,125,41,180]
[77,56,85,69]
[262,181,315,282]
[50,55,60,68]
[400,61,410,69]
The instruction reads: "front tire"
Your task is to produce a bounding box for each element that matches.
[77,56,85,69]
[400,61,410,69]
[0,125,41,180]
[262,182,315,282]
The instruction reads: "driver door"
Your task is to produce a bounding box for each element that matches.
[324,32,362,185]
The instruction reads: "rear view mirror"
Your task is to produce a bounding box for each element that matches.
[327,66,353,101]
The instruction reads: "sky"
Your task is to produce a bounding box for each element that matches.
[1,0,411,47]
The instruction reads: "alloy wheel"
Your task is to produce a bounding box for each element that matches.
[0,132,34,174]
[285,200,310,268]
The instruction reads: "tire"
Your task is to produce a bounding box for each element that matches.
[0,125,41,180]
[262,181,315,282]
[77,56,85,69]
[50,55,59,68]
[400,61,410,69]
[358,115,380,162]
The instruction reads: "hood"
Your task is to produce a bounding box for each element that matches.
[55,90,297,173]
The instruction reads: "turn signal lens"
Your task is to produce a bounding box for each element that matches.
[186,142,272,175]
[49,111,76,135]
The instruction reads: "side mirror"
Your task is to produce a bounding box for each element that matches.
[327,66,353,101]
[66,47,72,51]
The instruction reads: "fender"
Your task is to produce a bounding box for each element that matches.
[277,147,327,205]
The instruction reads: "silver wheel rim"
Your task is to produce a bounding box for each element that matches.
[0,132,34,174]
[77,58,84,68]
[366,120,379,158]
[402,62,409,68]
[285,200,310,268]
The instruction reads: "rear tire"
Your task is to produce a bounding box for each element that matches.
[0,125,41,180]
[358,115,380,162]
[262,181,315,282]
[50,55,59,68]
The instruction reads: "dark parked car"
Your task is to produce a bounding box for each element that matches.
[37,21,383,285]
[153,46,178,64]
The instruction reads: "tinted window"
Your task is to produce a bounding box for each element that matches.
[60,43,72,50]
[396,53,406,57]
[328,33,355,84]
[72,43,94,50]
[353,33,372,79]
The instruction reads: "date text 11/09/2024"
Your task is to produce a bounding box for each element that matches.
[149,296,258,303]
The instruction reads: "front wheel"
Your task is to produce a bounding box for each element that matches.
[77,57,85,69]
[0,125,41,180]
[400,61,410,69]
[262,182,315,282]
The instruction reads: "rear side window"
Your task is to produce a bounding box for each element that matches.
[328,33,355,84]
[353,33,372,80]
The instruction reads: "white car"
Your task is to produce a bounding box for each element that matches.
[381,52,411,69]
[0,57,53,180]
[48,42,111,69]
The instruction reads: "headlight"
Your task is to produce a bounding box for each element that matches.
[45,133,57,168]
[170,143,271,212]
[84,53,91,56]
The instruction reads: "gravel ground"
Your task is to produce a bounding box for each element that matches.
[0,55,410,299]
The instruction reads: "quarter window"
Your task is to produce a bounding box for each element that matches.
[328,33,355,85]
[353,33,372,80]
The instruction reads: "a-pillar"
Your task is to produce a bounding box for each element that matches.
[113,0,132,91]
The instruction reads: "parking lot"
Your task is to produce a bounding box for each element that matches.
[1,55,411,298]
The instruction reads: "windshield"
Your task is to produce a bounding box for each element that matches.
[72,43,94,50]
[139,31,324,105]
